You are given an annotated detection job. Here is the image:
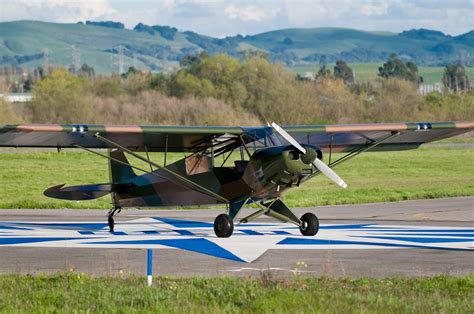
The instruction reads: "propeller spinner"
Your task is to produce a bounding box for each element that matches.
[271,122,348,189]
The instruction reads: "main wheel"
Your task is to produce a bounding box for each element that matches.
[214,214,234,238]
[299,213,319,236]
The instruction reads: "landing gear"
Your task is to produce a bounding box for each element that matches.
[214,213,234,238]
[107,207,121,232]
[299,212,319,236]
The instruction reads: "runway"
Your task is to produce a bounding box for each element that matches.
[0,197,472,278]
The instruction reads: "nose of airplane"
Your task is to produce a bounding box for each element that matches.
[299,146,318,164]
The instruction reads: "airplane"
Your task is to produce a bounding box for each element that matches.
[0,121,472,237]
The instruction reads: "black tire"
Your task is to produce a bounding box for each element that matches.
[108,216,114,232]
[299,213,319,236]
[214,214,234,238]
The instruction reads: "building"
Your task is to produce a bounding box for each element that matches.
[0,93,33,103]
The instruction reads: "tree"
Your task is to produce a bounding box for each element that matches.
[179,52,209,74]
[442,64,470,93]
[28,68,93,123]
[239,49,269,61]
[121,66,140,79]
[333,60,354,85]
[0,98,22,124]
[78,63,95,79]
[378,54,423,85]
[315,64,332,80]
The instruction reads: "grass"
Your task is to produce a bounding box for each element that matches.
[0,274,472,313]
[285,146,474,207]
[0,145,472,209]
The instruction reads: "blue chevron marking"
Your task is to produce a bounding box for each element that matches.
[86,238,245,262]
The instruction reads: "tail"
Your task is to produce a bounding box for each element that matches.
[109,149,136,184]
[43,150,136,201]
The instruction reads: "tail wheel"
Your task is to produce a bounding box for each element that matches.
[299,213,319,236]
[214,214,234,238]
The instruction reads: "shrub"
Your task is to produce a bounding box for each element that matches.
[28,69,93,123]
[0,98,22,124]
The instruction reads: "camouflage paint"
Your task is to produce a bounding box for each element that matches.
[1,121,473,212]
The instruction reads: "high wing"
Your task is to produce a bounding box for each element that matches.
[0,124,273,153]
[285,122,473,153]
[0,122,472,153]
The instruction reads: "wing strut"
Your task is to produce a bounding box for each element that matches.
[328,131,400,168]
[93,133,229,203]
[305,131,400,182]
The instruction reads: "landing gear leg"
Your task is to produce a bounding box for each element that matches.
[107,207,121,232]
[259,199,320,236]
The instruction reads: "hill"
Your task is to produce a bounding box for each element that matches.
[0,20,473,74]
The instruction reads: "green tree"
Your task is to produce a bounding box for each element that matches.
[149,73,170,95]
[93,76,124,97]
[442,64,470,93]
[315,64,332,80]
[28,69,93,123]
[378,54,423,85]
[239,49,269,61]
[196,54,241,100]
[333,60,354,85]
[168,70,215,97]
[78,63,95,79]
[179,52,209,74]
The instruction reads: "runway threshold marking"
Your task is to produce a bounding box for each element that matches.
[0,217,472,262]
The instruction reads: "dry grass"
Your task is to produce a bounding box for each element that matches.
[91,91,261,126]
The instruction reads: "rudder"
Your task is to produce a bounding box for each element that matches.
[109,149,136,184]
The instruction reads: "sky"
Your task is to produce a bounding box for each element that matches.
[1,0,473,37]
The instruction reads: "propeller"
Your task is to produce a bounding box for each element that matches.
[271,122,348,189]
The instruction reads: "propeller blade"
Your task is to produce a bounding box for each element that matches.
[271,121,347,189]
[271,122,306,154]
[312,158,348,189]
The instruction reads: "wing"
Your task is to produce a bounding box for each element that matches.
[285,122,474,153]
[0,124,273,153]
[0,122,472,153]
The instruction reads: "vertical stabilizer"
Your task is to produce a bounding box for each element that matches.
[109,149,136,184]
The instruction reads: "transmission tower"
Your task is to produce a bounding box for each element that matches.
[71,45,81,73]
[116,45,125,74]
[111,45,125,74]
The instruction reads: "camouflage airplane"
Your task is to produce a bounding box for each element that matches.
[0,121,472,237]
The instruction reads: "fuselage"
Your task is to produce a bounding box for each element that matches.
[114,144,322,207]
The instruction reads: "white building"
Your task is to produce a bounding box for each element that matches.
[0,93,33,103]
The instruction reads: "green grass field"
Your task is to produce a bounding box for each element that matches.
[0,145,472,209]
[0,274,472,313]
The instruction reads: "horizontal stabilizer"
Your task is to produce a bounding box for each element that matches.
[44,184,114,200]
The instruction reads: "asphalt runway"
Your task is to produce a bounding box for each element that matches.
[0,197,472,278]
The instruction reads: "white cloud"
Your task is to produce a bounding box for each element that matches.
[0,0,472,36]
[0,0,116,23]
[224,4,280,22]
[360,0,389,16]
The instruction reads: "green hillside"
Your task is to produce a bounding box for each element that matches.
[0,21,473,75]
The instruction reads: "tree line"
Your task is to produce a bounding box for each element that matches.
[0,53,472,126]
